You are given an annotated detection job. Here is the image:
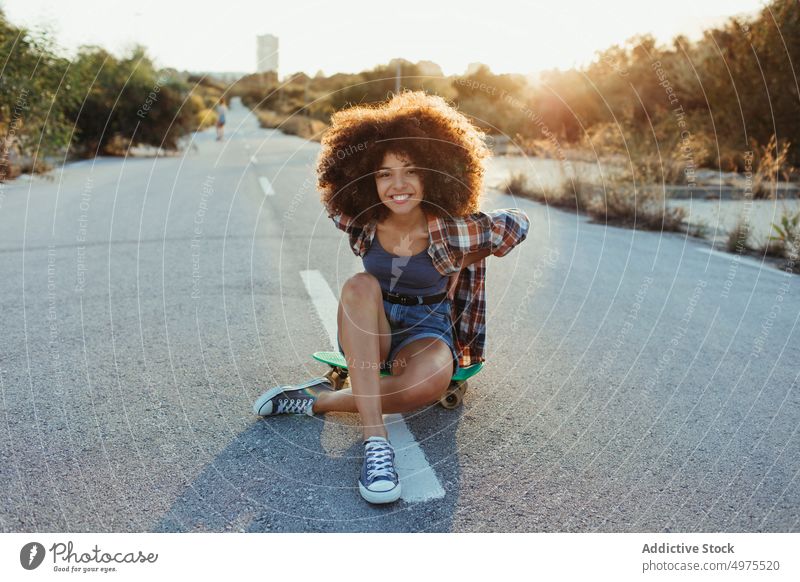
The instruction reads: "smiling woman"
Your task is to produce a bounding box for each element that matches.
[252,90,530,506]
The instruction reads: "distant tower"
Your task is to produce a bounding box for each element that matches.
[257,34,279,74]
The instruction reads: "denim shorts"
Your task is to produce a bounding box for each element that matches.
[337,298,460,376]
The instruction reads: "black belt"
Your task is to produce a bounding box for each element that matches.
[382,290,448,306]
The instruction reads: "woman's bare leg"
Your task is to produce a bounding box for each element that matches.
[333,273,393,439]
[314,336,454,415]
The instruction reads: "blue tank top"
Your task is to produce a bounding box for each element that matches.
[362,234,447,296]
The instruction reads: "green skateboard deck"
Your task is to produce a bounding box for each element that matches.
[312,350,484,409]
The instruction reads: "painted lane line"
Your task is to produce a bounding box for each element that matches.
[382,413,446,502]
[299,269,445,503]
[259,176,275,196]
[299,269,339,348]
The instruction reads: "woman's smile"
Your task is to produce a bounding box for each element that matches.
[389,193,412,204]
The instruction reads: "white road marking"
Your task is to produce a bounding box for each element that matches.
[258,176,275,196]
[299,269,339,348]
[300,269,445,502]
[382,413,446,502]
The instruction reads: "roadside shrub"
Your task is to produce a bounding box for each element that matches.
[586,170,687,232]
[666,126,715,185]
[67,46,196,157]
[751,135,794,199]
[0,11,74,180]
[502,172,532,197]
[766,208,800,258]
[255,110,327,141]
[187,94,217,131]
[502,166,595,212]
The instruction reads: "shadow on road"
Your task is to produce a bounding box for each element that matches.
[153,404,465,532]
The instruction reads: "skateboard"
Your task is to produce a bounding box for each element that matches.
[312,351,484,409]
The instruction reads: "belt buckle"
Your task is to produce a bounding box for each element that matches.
[389,292,423,306]
[400,294,419,306]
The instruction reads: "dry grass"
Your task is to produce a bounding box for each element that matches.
[559,166,596,212]
[752,135,794,199]
[585,178,687,232]
[504,165,692,235]
[760,239,787,258]
[502,172,533,197]
[502,167,594,212]
[726,215,752,253]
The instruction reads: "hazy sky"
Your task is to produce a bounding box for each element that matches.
[1,0,766,77]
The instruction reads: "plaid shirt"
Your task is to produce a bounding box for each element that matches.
[328,208,530,368]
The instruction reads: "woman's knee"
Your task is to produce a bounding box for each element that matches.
[341,272,382,303]
[395,362,452,408]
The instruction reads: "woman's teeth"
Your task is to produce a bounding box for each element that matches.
[391,194,411,201]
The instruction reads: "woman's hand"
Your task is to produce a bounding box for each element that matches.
[446,249,490,300]
[446,272,460,300]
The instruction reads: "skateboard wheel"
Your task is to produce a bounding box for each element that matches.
[440,383,463,410]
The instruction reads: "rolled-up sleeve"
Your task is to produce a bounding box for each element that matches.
[446,209,529,257]
[489,209,530,257]
[328,210,358,234]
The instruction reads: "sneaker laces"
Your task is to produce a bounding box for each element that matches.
[364,439,397,482]
[275,394,314,415]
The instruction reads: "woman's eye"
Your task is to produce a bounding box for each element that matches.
[406,169,416,174]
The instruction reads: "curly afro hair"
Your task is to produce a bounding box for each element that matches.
[317,90,490,226]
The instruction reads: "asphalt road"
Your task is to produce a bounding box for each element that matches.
[1,100,798,532]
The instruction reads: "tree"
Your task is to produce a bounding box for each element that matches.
[0,10,76,178]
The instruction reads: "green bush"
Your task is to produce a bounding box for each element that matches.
[768,209,800,259]
[0,10,75,179]
[1,8,206,174]
[66,46,197,156]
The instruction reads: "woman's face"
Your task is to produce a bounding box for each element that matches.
[374,151,424,218]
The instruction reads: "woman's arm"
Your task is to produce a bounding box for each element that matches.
[461,247,492,268]
[445,248,492,299]
[442,209,529,300]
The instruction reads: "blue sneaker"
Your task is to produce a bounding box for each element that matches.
[252,377,332,417]
[358,436,402,504]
